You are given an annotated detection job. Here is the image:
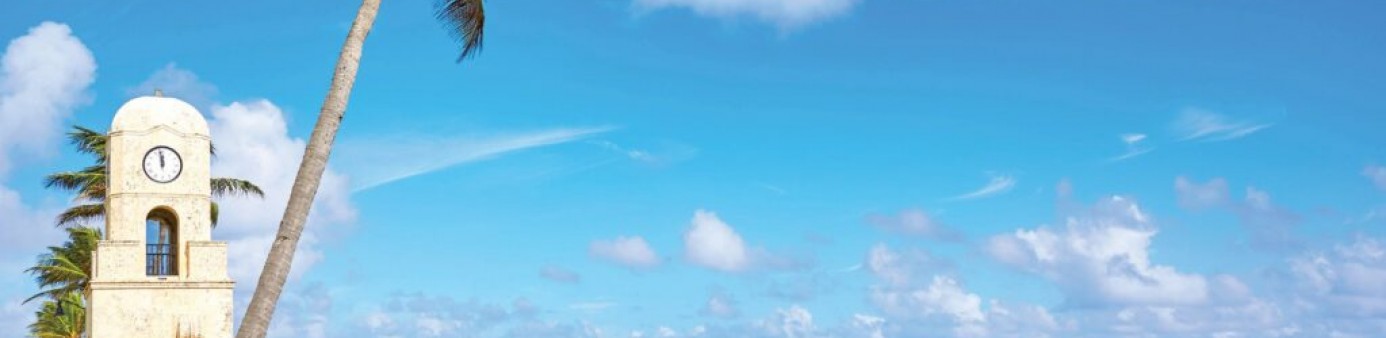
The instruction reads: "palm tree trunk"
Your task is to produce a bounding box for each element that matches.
[236,0,380,336]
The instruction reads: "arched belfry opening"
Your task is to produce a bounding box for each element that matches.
[145,208,178,276]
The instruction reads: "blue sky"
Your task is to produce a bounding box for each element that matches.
[2,0,1386,337]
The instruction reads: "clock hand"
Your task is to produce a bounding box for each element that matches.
[159,152,165,168]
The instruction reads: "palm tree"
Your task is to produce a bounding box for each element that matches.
[27,291,84,338]
[237,1,486,336]
[24,226,100,304]
[44,126,265,226]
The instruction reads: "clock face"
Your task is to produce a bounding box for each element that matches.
[142,146,183,183]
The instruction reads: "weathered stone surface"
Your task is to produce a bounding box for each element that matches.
[90,95,233,338]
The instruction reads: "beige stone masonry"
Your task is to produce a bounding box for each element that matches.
[88,96,233,338]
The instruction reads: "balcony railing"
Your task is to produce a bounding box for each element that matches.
[146,244,176,276]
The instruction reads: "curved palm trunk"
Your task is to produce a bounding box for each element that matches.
[236,0,380,336]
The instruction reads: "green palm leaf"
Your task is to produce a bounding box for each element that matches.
[54,204,104,228]
[212,177,265,197]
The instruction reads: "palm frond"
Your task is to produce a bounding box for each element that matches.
[27,291,84,338]
[24,227,99,305]
[436,0,486,62]
[55,204,104,227]
[210,201,219,226]
[211,177,264,197]
[42,171,102,193]
[67,126,108,163]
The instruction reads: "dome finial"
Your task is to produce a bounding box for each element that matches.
[154,89,163,97]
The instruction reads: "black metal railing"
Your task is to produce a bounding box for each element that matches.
[146,244,176,276]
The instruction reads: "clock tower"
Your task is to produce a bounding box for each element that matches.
[88,95,234,337]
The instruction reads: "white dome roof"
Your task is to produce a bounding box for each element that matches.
[110,96,209,135]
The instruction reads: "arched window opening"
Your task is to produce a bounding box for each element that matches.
[146,209,178,276]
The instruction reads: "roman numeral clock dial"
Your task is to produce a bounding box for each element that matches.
[142,146,183,183]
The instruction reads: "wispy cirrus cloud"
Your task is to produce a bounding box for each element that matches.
[336,127,614,192]
[866,208,963,242]
[1173,108,1272,142]
[949,173,1016,201]
[1108,133,1154,162]
[634,0,861,30]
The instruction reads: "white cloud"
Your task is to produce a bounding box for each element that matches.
[1364,165,1386,192]
[843,314,885,338]
[683,209,750,272]
[0,21,95,331]
[871,276,987,337]
[0,21,96,176]
[1109,133,1154,162]
[265,282,334,338]
[1234,187,1300,251]
[866,208,962,241]
[865,244,989,337]
[0,300,34,338]
[1175,176,1230,210]
[700,291,740,319]
[335,127,612,192]
[1173,177,1300,251]
[950,173,1016,200]
[359,293,590,337]
[756,305,817,338]
[590,236,662,269]
[1290,235,1386,317]
[1172,108,1271,142]
[205,99,358,321]
[986,196,1211,307]
[125,63,218,109]
[634,0,861,30]
[865,243,947,288]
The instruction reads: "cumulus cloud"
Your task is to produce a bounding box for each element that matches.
[683,209,751,272]
[974,194,1307,337]
[1289,235,1386,317]
[634,0,861,30]
[204,99,358,322]
[125,63,218,109]
[590,236,662,269]
[865,244,992,337]
[0,21,95,176]
[0,300,33,336]
[986,196,1211,307]
[700,290,740,319]
[1173,177,1301,251]
[865,243,948,288]
[949,173,1016,200]
[358,293,597,337]
[866,208,963,241]
[1364,165,1386,192]
[265,282,334,338]
[0,21,95,331]
[1174,176,1230,210]
[1172,108,1271,142]
[872,275,987,337]
[1235,187,1300,251]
